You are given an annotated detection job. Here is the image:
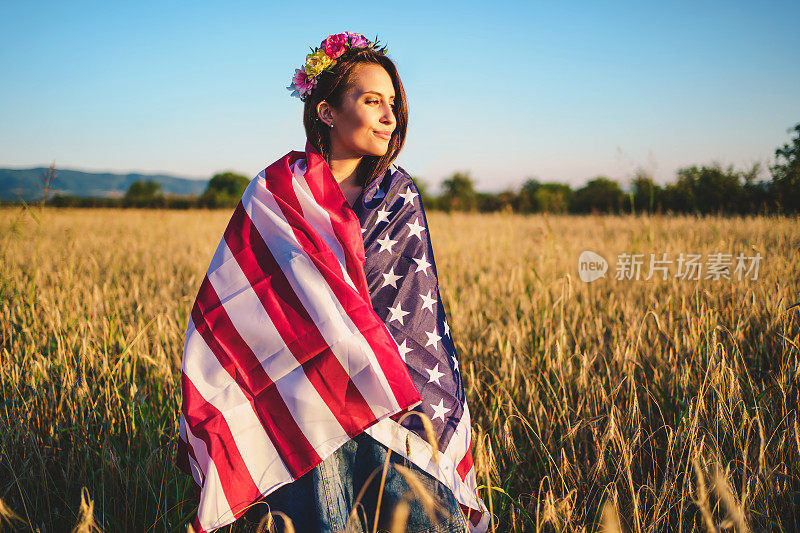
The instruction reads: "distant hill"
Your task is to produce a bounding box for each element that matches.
[0,167,208,201]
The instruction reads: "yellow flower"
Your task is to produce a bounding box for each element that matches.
[305,50,335,77]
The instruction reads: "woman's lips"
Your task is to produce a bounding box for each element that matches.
[373,130,392,140]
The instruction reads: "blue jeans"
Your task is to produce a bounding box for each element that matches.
[243,432,467,532]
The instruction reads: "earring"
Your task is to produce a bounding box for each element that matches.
[329,122,334,128]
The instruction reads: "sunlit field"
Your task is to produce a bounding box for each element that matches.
[1,207,798,532]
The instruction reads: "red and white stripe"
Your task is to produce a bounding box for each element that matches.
[289,154,488,531]
[178,147,421,532]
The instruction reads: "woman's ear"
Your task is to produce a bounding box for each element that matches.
[316,101,334,128]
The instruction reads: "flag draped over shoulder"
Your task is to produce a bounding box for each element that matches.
[354,165,490,532]
[177,141,422,532]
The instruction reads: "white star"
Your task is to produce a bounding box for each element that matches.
[413,253,431,275]
[443,319,450,337]
[451,355,459,371]
[419,290,436,313]
[425,329,441,350]
[430,398,451,422]
[425,364,445,386]
[406,218,426,241]
[387,302,409,326]
[376,234,397,254]
[381,267,401,289]
[361,226,366,233]
[397,339,412,362]
[376,207,391,224]
[399,187,418,206]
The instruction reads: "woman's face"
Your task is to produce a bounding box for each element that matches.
[321,63,396,159]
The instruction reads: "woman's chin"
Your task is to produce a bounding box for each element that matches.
[362,146,389,157]
[373,142,391,156]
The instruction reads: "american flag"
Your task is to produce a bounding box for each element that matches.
[354,164,489,532]
[177,142,487,532]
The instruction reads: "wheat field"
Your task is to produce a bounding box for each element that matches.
[0,207,798,532]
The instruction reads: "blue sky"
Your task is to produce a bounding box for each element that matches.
[1,1,798,192]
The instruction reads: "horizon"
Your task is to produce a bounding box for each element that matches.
[1,1,798,194]
[0,156,779,196]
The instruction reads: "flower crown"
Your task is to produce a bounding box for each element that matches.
[287,32,388,101]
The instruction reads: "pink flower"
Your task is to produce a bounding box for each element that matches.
[345,31,369,48]
[320,33,348,59]
[291,68,317,96]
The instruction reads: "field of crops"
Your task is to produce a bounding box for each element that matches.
[1,207,798,532]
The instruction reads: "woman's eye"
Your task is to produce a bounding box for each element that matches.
[366,99,379,104]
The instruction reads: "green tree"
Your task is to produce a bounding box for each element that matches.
[631,170,662,214]
[662,174,693,214]
[695,164,743,214]
[201,172,250,208]
[770,122,800,213]
[517,178,541,213]
[124,180,163,207]
[474,191,515,212]
[534,183,572,213]
[440,171,477,212]
[741,163,770,215]
[571,176,625,214]
[496,190,517,213]
[668,164,744,215]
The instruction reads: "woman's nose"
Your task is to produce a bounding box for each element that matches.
[381,102,395,126]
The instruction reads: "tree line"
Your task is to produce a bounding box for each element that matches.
[427,122,799,215]
[46,172,252,209]
[44,122,800,215]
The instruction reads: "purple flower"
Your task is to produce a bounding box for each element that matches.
[345,31,370,48]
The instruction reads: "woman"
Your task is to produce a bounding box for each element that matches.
[177,32,487,533]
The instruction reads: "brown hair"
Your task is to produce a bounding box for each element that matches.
[302,47,408,188]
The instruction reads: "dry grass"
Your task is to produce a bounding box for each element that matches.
[1,207,798,532]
